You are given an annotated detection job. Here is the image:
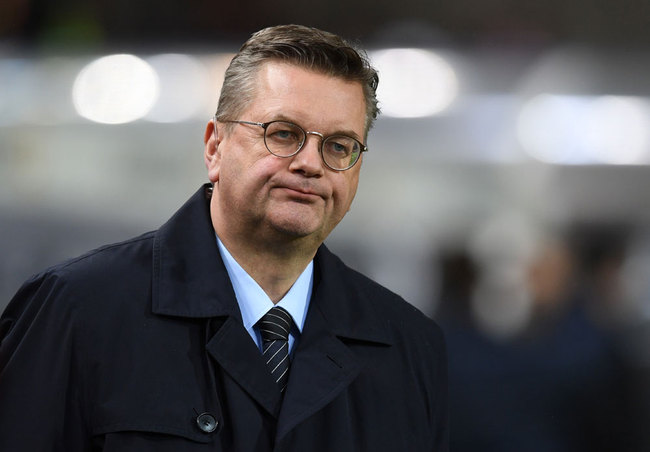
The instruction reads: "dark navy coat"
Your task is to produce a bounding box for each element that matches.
[0,185,448,451]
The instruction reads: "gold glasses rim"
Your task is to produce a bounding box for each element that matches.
[213,116,367,171]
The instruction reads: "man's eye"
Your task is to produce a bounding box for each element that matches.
[267,122,303,143]
[273,130,298,140]
[331,142,348,153]
[325,137,355,155]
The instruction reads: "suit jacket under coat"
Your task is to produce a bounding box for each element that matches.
[0,184,449,451]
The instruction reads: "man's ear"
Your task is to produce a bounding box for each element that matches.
[204,119,222,183]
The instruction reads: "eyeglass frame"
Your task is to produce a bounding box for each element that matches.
[213,115,368,171]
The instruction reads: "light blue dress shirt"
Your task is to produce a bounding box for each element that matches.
[216,236,312,355]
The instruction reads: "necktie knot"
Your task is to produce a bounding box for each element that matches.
[258,306,292,342]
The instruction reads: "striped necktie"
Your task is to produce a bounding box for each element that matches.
[257,306,293,392]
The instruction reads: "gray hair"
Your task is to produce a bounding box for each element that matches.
[215,24,380,136]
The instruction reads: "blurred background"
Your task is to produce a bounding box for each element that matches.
[2,0,650,450]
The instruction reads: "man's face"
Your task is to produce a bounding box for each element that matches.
[205,61,367,247]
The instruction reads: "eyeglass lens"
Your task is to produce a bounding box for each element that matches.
[264,121,361,170]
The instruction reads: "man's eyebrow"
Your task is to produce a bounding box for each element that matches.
[270,113,298,123]
[270,114,364,142]
[333,129,364,142]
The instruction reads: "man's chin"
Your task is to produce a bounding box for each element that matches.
[270,221,320,240]
[265,205,322,234]
[266,214,328,244]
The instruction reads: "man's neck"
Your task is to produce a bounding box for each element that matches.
[220,236,316,303]
[211,206,318,303]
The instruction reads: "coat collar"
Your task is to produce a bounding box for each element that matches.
[152,184,240,319]
[151,183,393,346]
[309,246,393,346]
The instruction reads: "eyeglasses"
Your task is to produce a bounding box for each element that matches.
[215,117,367,171]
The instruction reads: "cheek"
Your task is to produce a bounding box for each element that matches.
[221,140,269,175]
[333,174,360,212]
[222,154,284,201]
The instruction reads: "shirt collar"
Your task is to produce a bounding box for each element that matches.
[216,236,312,334]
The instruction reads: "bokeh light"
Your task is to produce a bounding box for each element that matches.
[517,94,650,165]
[370,48,458,118]
[145,53,211,123]
[584,96,650,165]
[72,54,159,124]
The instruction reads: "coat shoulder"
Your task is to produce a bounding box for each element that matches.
[50,231,155,282]
[2,231,156,329]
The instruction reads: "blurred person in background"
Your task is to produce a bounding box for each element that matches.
[436,215,635,452]
[0,24,448,451]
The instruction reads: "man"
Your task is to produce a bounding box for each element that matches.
[0,25,448,451]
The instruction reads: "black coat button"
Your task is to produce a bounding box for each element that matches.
[196,413,218,433]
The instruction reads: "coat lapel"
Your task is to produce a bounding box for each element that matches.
[276,304,361,440]
[205,316,283,417]
[276,247,394,440]
[151,184,281,416]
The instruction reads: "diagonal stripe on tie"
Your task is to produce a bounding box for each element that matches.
[257,306,293,392]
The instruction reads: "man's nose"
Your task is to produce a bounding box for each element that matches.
[288,133,324,176]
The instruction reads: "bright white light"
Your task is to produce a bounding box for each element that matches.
[517,94,588,164]
[371,48,458,118]
[145,54,210,123]
[72,54,159,124]
[518,94,650,165]
[583,96,650,165]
